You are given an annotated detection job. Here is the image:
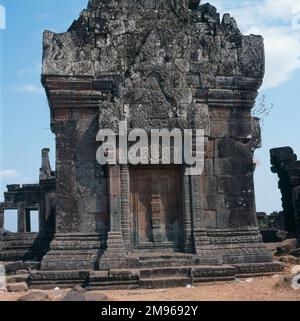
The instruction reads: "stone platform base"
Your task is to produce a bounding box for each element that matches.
[28,262,284,290]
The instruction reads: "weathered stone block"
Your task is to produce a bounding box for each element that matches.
[215,138,252,159]
[214,158,231,176]
[229,121,251,139]
[62,291,87,301]
[204,159,214,177]
[7,282,28,293]
[19,292,49,301]
[217,175,253,196]
[229,209,256,229]
[291,248,300,257]
[210,121,230,138]
[202,210,217,229]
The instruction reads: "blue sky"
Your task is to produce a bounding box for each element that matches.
[0,0,299,229]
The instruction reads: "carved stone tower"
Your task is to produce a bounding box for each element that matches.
[29,0,283,286]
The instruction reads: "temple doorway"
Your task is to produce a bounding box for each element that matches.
[130,166,183,250]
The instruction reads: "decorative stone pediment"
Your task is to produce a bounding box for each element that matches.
[43,0,265,92]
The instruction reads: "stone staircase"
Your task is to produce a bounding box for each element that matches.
[6,273,29,284]
[133,253,200,268]
[139,266,192,288]
[5,253,284,290]
[127,253,196,288]
[119,253,238,289]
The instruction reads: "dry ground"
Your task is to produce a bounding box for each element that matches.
[0,273,299,301]
[103,275,300,301]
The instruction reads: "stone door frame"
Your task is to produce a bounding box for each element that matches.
[109,164,196,254]
[129,165,183,251]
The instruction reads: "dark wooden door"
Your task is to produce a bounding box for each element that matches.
[130,166,183,249]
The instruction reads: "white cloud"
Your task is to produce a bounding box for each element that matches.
[257,27,300,88]
[262,0,300,22]
[18,63,41,78]
[14,84,44,94]
[206,0,300,89]
[0,170,20,179]
[0,4,6,30]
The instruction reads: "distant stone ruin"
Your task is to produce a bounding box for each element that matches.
[270,147,300,238]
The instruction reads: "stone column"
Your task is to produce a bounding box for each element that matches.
[40,78,108,271]
[39,148,52,180]
[25,210,31,233]
[99,165,127,269]
[182,167,193,253]
[109,165,122,231]
[120,165,132,251]
[18,206,25,233]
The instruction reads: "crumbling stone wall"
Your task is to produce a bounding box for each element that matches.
[0,149,56,261]
[257,212,285,231]
[270,147,300,237]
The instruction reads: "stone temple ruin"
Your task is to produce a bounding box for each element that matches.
[0,0,284,289]
[255,148,300,245]
[270,147,300,239]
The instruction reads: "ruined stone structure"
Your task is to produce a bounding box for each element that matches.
[0,149,55,262]
[270,147,300,238]
[0,0,283,288]
[257,212,285,232]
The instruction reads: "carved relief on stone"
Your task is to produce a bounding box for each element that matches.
[150,178,166,242]
[99,101,121,132]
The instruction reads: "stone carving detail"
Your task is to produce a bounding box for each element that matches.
[151,179,164,242]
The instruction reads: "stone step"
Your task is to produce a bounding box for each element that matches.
[140,266,191,279]
[2,261,40,275]
[130,253,200,268]
[1,251,44,262]
[3,261,24,271]
[6,274,29,284]
[7,282,28,293]
[2,261,40,279]
[140,277,191,289]
[138,253,196,261]
[138,259,198,268]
